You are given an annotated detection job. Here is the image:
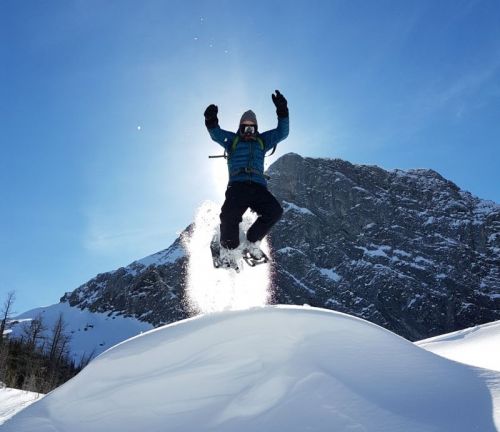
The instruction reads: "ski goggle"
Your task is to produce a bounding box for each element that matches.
[240,124,257,135]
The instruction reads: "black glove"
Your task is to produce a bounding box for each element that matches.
[204,104,219,128]
[272,90,288,118]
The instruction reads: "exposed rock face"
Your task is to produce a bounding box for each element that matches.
[61,153,500,340]
[266,153,500,340]
[62,236,191,326]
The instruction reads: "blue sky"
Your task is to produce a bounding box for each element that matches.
[1,0,499,312]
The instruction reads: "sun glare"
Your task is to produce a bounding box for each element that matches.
[210,157,229,199]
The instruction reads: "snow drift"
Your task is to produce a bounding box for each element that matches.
[418,319,500,372]
[0,388,42,426]
[4,306,500,431]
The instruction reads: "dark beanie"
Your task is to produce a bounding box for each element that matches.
[239,110,258,126]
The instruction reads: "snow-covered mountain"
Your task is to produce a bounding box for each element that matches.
[4,306,500,431]
[9,302,153,362]
[10,153,499,360]
[62,236,188,325]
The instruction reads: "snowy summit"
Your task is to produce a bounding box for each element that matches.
[4,305,500,431]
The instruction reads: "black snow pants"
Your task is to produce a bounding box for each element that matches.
[220,181,284,250]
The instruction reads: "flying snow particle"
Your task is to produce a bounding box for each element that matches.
[137,126,142,131]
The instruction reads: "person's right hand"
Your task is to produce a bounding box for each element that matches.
[204,104,219,128]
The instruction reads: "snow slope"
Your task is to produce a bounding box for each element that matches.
[0,387,42,426]
[9,302,153,362]
[417,320,500,372]
[4,305,500,431]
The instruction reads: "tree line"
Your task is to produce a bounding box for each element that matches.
[0,291,93,394]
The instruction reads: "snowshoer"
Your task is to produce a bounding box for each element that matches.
[204,90,289,270]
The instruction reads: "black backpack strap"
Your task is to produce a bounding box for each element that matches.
[267,145,277,156]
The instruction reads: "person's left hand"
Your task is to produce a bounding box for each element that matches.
[272,90,288,118]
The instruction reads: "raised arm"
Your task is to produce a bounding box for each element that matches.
[261,90,289,152]
[204,104,236,150]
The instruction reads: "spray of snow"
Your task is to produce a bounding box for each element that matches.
[184,201,272,314]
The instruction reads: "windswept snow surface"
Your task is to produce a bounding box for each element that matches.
[0,388,42,426]
[417,320,500,372]
[4,306,500,431]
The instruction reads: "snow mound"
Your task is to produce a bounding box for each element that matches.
[4,306,500,431]
[418,319,500,372]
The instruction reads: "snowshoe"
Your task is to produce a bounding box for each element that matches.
[210,236,241,272]
[242,242,269,267]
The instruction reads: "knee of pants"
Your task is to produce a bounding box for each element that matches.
[269,203,284,224]
[259,203,283,224]
[276,204,284,219]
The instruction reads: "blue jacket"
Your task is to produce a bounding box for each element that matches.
[208,116,289,187]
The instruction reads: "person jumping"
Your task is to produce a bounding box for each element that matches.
[204,90,289,270]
